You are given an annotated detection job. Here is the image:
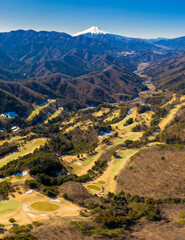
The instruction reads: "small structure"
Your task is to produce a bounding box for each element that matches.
[11,126,20,133]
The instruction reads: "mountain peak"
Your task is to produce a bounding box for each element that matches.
[73,26,107,36]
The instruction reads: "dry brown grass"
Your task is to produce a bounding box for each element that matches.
[31,217,103,240]
[129,218,185,240]
[116,145,185,199]
[31,204,185,240]
[59,181,91,202]
[59,181,100,205]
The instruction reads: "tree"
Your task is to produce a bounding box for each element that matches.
[9,218,16,223]
[62,193,69,200]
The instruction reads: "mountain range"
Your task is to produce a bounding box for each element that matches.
[1,26,185,116]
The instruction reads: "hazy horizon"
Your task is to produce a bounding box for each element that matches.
[0,27,184,40]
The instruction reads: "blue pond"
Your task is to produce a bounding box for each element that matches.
[98,131,114,138]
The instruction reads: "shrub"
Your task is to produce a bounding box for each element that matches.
[9,218,16,223]
[25,180,40,189]
[124,118,133,126]
[43,186,59,197]
[137,105,150,114]
[3,234,38,240]
[62,192,68,200]
[70,221,94,235]
[0,223,5,229]
[32,221,43,227]
[10,224,33,234]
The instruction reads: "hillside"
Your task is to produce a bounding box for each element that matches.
[0,88,32,117]
[116,145,185,199]
[24,65,146,103]
[155,36,185,52]
[145,51,185,94]
[18,48,134,78]
[0,65,147,116]
[0,29,176,81]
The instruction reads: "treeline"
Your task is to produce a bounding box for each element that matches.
[26,157,109,191]
[94,192,161,229]
[0,90,31,118]
[132,123,147,132]
[73,191,185,238]
[0,149,67,179]
[106,105,129,124]
[144,92,173,107]
[0,181,14,199]
[0,142,18,158]
[47,127,98,155]
[160,122,185,144]
[71,192,161,238]
[140,106,168,139]
[160,106,185,144]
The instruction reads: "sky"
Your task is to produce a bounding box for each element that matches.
[0,0,185,38]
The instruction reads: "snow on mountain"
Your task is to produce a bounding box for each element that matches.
[73,26,107,36]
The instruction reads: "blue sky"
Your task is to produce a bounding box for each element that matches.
[0,0,185,38]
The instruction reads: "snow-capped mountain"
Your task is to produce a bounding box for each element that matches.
[73,26,107,36]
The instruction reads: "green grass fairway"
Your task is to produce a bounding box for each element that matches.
[27,100,55,120]
[0,136,25,146]
[98,181,106,185]
[112,149,140,173]
[159,105,181,130]
[71,148,105,173]
[87,185,101,191]
[112,133,141,146]
[72,133,140,175]
[104,109,120,122]
[0,200,19,216]
[0,138,47,168]
[93,108,110,117]
[31,202,60,211]
[45,108,63,123]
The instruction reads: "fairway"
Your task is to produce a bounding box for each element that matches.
[27,99,55,120]
[72,132,140,175]
[87,184,102,191]
[93,108,110,117]
[31,202,60,211]
[44,108,63,123]
[0,138,47,168]
[0,200,19,216]
[112,149,139,173]
[159,105,182,130]
[0,136,25,146]
[71,147,105,174]
[93,148,141,194]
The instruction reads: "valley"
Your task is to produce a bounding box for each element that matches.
[0,27,185,240]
